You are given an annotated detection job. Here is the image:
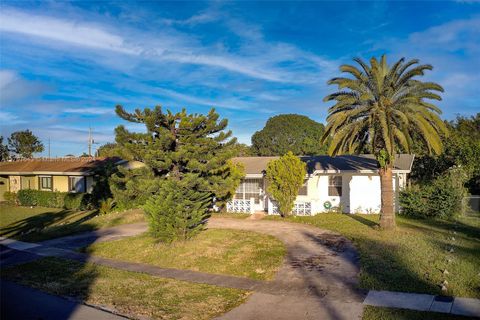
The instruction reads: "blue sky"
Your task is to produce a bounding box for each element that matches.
[0,1,479,157]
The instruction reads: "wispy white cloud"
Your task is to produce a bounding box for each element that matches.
[0,7,334,83]
[0,9,139,55]
[0,110,26,124]
[0,69,50,105]
[373,15,480,118]
[64,107,113,115]
[407,16,480,54]
[161,9,221,26]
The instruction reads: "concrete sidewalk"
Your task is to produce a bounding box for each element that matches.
[364,290,480,318]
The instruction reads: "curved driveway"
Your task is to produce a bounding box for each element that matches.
[6,217,365,320]
[208,218,365,320]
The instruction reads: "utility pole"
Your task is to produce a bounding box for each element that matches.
[88,127,92,157]
[48,138,51,158]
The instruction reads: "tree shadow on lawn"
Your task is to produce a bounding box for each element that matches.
[398,216,480,241]
[345,213,380,228]
[1,243,100,320]
[301,230,442,295]
[283,229,443,319]
[0,209,99,242]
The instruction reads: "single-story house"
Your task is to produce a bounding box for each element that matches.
[228,154,414,215]
[0,157,127,201]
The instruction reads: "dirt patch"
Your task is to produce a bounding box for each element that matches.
[315,234,348,252]
[289,254,338,271]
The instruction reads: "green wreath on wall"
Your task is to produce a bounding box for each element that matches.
[323,201,332,209]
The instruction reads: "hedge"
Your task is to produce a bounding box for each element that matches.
[16,189,93,210]
[399,167,467,219]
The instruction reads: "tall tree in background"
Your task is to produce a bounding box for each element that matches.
[97,142,123,158]
[233,143,252,156]
[251,114,327,156]
[111,105,243,241]
[266,152,306,217]
[322,55,447,229]
[0,137,9,161]
[8,130,44,159]
[412,113,480,194]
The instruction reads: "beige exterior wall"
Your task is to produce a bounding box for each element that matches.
[21,175,37,190]
[0,176,9,201]
[52,176,69,192]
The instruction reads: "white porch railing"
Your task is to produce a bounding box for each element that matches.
[227,199,253,214]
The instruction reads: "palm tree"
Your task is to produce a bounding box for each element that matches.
[321,55,448,229]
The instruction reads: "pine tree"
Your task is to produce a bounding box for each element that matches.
[143,179,211,242]
[266,152,306,217]
[111,105,243,240]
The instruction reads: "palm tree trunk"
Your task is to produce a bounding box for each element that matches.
[379,166,396,229]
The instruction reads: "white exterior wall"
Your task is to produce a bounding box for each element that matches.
[349,175,381,214]
[264,171,407,215]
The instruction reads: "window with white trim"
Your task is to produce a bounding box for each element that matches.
[235,178,263,204]
[39,176,52,190]
[328,176,342,196]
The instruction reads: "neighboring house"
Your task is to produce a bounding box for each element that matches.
[0,157,124,201]
[228,154,414,215]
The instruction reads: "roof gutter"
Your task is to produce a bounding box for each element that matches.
[0,171,93,176]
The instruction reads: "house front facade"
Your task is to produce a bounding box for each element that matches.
[228,154,414,215]
[0,157,122,201]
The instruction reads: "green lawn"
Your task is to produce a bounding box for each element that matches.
[81,229,286,280]
[2,257,248,320]
[0,203,145,242]
[267,213,480,299]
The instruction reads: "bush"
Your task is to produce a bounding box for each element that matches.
[3,191,17,205]
[17,190,93,210]
[400,167,467,219]
[266,151,306,217]
[64,193,93,210]
[17,189,65,208]
[99,198,116,215]
[143,180,211,243]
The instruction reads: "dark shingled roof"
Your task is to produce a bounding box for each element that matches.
[0,157,120,175]
[232,154,414,175]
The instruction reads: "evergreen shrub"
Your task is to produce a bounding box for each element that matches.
[143,179,211,243]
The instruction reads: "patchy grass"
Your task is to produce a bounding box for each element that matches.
[0,203,145,242]
[81,229,285,280]
[267,213,480,298]
[363,306,478,320]
[2,257,248,320]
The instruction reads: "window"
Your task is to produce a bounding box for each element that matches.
[69,176,85,193]
[39,176,52,190]
[328,176,342,196]
[298,179,308,196]
[235,178,263,204]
